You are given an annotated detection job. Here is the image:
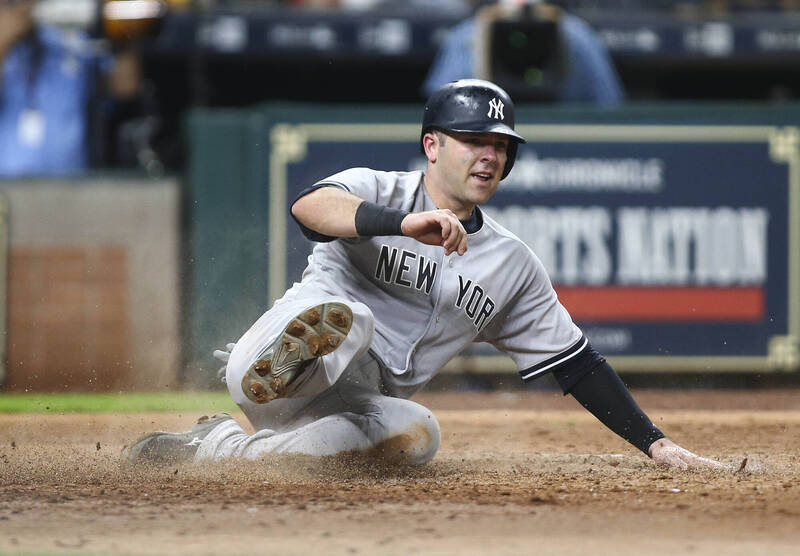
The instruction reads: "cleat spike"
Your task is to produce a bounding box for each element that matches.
[307,335,323,357]
[298,309,321,326]
[248,381,271,403]
[253,359,271,377]
[242,303,352,404]
[326,309,349,329]
[323,332,340,348]
[287,321,306,337]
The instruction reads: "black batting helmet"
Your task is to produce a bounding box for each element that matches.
[421,79,526,180]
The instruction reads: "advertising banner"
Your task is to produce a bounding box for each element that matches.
[266,117,800,373]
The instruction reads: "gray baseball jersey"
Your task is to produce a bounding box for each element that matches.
[291,167,587,399]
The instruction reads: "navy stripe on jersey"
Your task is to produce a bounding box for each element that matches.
[313,180,350,192]
[519,335,589,382]
[294,182,348,204]
[291,183,348,242]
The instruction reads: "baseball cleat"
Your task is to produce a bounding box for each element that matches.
[241,302,352,404]
[122,413,234,465]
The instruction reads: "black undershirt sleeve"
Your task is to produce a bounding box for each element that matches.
[553,360,665,455]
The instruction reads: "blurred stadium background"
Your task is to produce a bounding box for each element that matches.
[2,0,800,394]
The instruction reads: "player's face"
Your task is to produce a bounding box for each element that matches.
[430,130,509,213]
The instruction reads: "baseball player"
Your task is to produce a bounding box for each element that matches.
[125,79,725,470]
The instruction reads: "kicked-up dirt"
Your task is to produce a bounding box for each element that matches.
[1,389,799,555]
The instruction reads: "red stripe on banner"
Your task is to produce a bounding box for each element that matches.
[554,286,764,322]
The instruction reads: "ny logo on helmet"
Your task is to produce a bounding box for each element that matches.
[487,97,505,120]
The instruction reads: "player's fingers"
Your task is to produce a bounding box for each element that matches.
[213,349,230,363]
[445,215,463,255]
[655,445,726,470]
[439,214,452,237]
[446,219,462,253]
[673,446,723,469]
[657,452,688,469]
[439,216,454,253]
[226,342,236,352]
[457,229,468,255]
[452,217,467,254]
[690,454,728,470]
[661,456,687,469]
[673,458,690,469]
[651,446,684,467]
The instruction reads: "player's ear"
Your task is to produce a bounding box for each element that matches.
[422,132,439,163]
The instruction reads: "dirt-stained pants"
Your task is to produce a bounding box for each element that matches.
[195,296,440,464]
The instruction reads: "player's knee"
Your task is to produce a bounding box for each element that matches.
[371,406,441,465]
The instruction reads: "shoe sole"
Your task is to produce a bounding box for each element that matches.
[241,302,353,404]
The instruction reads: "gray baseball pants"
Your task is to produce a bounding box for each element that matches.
[195,296,440,464]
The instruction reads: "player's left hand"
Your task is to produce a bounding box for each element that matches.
[648,438,729,470]
[212,343,236,383]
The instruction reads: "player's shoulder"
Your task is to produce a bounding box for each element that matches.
[479,210,528,247]
[351,168,424,185]
[316,167,423,191]
[479,210,542,265]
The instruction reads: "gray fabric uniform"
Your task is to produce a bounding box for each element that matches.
[198,168,586,463]
[308,168,584,395]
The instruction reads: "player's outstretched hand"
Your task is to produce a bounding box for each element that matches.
[212,343,236,383]
[401,209,467,256]
[648,438,729,470]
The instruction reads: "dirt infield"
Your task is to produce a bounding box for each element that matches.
[1,390,799,555]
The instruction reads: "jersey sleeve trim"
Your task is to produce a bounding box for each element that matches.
[519,335,588,381]
[291,183,349,243]
[313,180,351,192]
